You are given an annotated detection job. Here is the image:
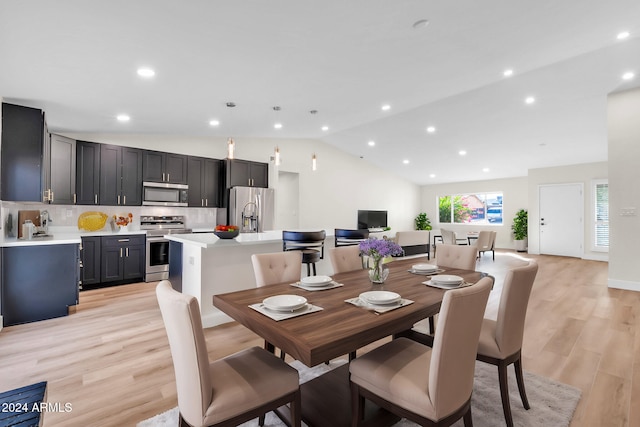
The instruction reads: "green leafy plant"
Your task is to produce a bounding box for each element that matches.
[439,195,472,223]
[512,209,528,240]
[414,212,432,230]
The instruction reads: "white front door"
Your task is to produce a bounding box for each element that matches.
[539,184,584,257]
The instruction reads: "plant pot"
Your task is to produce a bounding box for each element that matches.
[515,238,528,252]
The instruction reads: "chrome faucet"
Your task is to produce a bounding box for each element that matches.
[241,202,259,233]
[40,210,51,235]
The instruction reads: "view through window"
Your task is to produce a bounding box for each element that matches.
[439,192,503,225]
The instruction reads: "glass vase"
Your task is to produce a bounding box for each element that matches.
[368,257,389,284]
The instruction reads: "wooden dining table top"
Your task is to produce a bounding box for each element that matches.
[213,256,487,367]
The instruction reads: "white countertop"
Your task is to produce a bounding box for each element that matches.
[165,230,284,248]
[0,226,147,247]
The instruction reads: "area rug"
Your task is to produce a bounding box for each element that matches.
[138,360,580,427]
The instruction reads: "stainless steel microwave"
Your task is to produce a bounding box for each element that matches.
[142,182,188,206]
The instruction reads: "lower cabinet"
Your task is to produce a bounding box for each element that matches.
[80,236,101,287]
[1,244,80,326]
[101,235,146,284]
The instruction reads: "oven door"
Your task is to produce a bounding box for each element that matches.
[146,236,170,282]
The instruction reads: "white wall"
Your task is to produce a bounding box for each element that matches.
[607,87,640,290]
[63,133,421,232]
[527,162,608,261]
[419,176,528,250]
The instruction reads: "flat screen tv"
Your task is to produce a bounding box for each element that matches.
[357,210,388,230]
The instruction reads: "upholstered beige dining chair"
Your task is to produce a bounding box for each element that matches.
[155,281,301,427]
[436,244,478,270]
[476,260,538,427]
[251,251,302,287]
[328,245,364,274]
[475,230,497,260]
[440,228,457,245]
[350,277,493,427]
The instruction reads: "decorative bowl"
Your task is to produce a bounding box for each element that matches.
[214,229,240,239]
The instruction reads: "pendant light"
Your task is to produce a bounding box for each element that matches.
[226,102,236,159]
[312,153,317,171]
[274,146,281,166]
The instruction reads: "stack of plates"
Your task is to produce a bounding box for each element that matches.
[412,263,438,273]
[262,295,307,312]
[300,275,333,287]
[359,291,401,306]
[430,275,464,287]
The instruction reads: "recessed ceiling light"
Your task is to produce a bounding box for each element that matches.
[403,159,410,164]
[274,123,282,129]
[503,69,514,77]
[617,31,630,40]
[381,104,391,111]
[429,174,436,178]
[412,19,429,29]
[525,96,535,105]
[321,126,329,131]
[426,126,436,133]
[209,120,220,126]
[622,72,635,80]
[458,150,467,156]
[482,168,490,173]
[137,67,155,78]
[117,114,130,122]
[368,140,375,147]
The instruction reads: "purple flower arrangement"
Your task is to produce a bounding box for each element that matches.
[359,237,403,260]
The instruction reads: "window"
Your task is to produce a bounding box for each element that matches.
[438,192,503,225]
[593,180,609,251]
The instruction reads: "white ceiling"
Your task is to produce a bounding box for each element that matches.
[1,0,639,185]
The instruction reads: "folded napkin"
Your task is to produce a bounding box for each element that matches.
[407,268,446,276]
[423,280,474,290]
[290,281,344,291]
[249,303,323,321]
[345,297,414,314]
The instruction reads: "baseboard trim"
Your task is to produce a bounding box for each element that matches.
[582,253,609,262]
[608,279,640,291]
[202,312,234,329]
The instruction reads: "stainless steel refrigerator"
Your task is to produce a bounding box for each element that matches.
[228,187,275,232]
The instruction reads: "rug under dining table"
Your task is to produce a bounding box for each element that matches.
[138,359,580,427]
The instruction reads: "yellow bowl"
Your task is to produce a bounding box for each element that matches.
[78,211,109,231]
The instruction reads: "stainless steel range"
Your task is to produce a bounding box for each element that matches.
[141,215,191,282]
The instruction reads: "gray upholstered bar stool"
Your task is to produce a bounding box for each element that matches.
[282,230,326,276]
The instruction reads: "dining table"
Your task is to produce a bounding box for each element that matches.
[213,256,489,426]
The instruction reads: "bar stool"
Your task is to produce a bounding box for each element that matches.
[282,230,326,276]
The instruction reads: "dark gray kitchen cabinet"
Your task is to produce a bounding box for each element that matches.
[188,156,221,207]
[43,133,76,204]
[80,236,101,287]
[100,144,143,206]
[1,244,80,326]
[225,159,268,188]
[100,235,145,283]
[143,150,188,184]
[76,140,101,205]
[0,103,44,201]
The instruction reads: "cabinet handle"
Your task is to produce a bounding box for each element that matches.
[118,239,130,242]
[206,198,208,207]
[51,191,54,202]
[123,195,126,205]
[126,247,129,257]
[118,195,121,205]
[167,173,170,182]
[95,194,98,204]
[74,194,77,204]
[163,172,166,181]
[120,248,123,257]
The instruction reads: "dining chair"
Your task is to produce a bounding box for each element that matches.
[476,260,538,427]
[328,245,365,274]
[282,230,326,276]
[334,228,369,247]
[251,251,303,287]
[155,280,301,427]
[350,277,493,427]
[475,230,497,260]
[440,228,457,245]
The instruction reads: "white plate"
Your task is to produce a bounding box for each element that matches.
[300,275,333,287]
[263,295,308,312]
[430,275,463,285]
[359,291,401,305]
[412,263,438,272]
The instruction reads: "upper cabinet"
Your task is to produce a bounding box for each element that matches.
[100,145,143,206]
[1,103,44,201]
[187,156,221,207]
[225,159,268,188]
[43,134,76,204]
[76,141,101,205]
[143,150,188,184]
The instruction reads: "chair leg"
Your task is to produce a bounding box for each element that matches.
[514,356,530,409]
[349,351,357,361]
[350,382,364,426]
[428,316,436,334]
[312,262,317,276]
[306,262,311,277]
[463,405,473,427]
[497,362,515,427]
[258,414,266,426]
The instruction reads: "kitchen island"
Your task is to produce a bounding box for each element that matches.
[165,231,334,327]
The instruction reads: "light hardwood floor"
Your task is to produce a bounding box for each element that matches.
[0,251,636,427]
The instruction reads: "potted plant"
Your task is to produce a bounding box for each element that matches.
[512,209,528,252]
[414,212,432,231]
